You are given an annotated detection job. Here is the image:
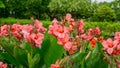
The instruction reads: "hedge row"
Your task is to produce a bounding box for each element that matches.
[85,22,120,38]
[0,18,120,38]
[0,17,51,28]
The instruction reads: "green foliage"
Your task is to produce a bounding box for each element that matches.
[0,1,5,8]
[44,35,65,67]
[0,18,51,28]
[85,22,120,39]
[61,42,108,68]
[0,32,65,68]
[1,0,50,19]
[116,9,120,21]
[93,5,116,21]
[48,0,98,19]
[0,17,30,24]
[86,42,108,68]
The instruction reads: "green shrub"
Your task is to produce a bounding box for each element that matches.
[93,5,116,22]
[85,22,120,39]
[0,17,51,28]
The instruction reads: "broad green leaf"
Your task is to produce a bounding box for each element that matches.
[28,53,40,68]
[44,34,65,67]
[72,52,87,63]
[0,37,14,56]
[37,32,51,67]
[14,46,28,67]
[86,42,108,68]
[20,41,32,53]
[1,52,19,66]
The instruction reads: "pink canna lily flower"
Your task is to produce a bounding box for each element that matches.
[48,21,60,37]
[102,38,118,54]
[12,24,22,40]
[12,24,22,32]
[65,13,72,21]
[78,20,84,33]
[30,33,44,48]
[88,28,94,36]
[114,32,120,41]
[0,25,9,36]
[48,19,69,38]
[81,34,93,40]
[71,45,77,51]
[50,60,60,68]
[52,19,59,25]
[64,42,73,51]
[57,34,70,45]
[21,24,33,40]
[21,24,33,34]
[34,20,47,33]
[49,23,69,38]
[69,18,75,26]
[95,27,100,35]
[50,64,60,68]
[55,26,69,38]
[78,20,84,29]
[0,62,7,68]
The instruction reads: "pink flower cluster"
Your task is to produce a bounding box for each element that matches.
[0,20,46,48]
[0,62,7,68]
[0,25,9,37]
[48,13,101,54]
[102,32,120,55]
[50,60,60,68]
[50,64,60,68]
[48,18,76,52]
[48,14,79,53]
[81,27,100,41]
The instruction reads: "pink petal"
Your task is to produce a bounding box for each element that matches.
[64,42,72,51]
[102,41,108,48]
[71,46,77,51]
[107,48,113,54]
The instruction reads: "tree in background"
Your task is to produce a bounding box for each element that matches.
[110,0,120,21]
[48,0,98,20]
[1,0,50,20]
[0,0,119,22]
[93,5,116,21]
[0,0,5,17]
[0,0,5,8]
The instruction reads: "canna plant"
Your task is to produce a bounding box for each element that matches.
[49,14,107,68]
[0,13,119,68]
[0,19,65,68]
[0,20,47,68]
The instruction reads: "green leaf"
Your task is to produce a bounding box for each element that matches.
[72,52,87,63]
[86,42,108,68]
[28,53,33,68]
[0,37,14,56]
[81,59,87,68]
[1,52,19,66]
[0,1,5,8]
[44,34,66,67]
[33,54,40,65]
[14,46,28,67]
[28,52,40,68]
[20,41,32,53]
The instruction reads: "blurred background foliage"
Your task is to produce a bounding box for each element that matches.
[0,0,120,22]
